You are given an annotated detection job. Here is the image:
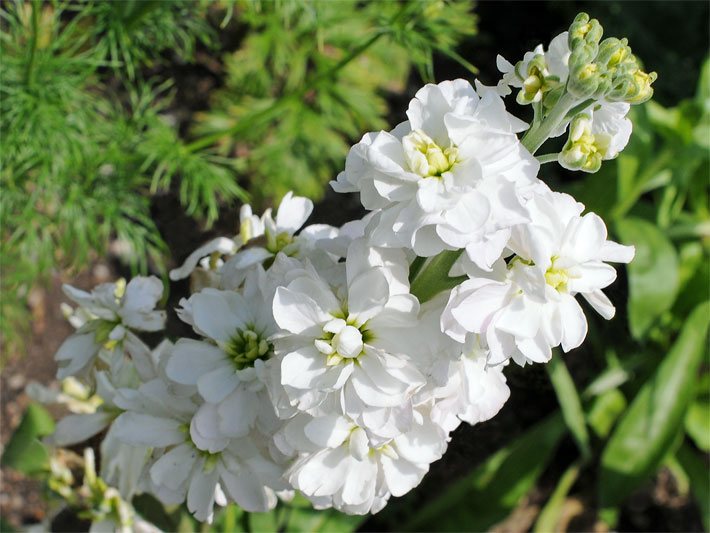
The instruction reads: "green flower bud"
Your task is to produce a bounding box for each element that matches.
[559,113,610,173]
[568,13,603,52]
[567,45,606,99]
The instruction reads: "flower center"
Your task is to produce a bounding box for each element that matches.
[403,129,458,178]
[225,326,273,370]
[314,318,371,366]
[266,231,294,254]
[545,265,569,292]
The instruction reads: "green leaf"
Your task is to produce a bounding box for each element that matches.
[402,413,566,532]
[598,301,710,519]
[533,461,581,533]
[1,403,55,475]
[284,496,364,533]
[587,389,627,439]
[684,383,710,452]
[409,250,466,303]
[676,442,710,531]
[249,510,277,532]
[615,217,680,339]
[547,355,591,460]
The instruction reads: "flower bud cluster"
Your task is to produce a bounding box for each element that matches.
[497,13,655,173]
[46,14,646,526]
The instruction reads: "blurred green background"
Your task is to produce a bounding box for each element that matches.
[1,1,708,531]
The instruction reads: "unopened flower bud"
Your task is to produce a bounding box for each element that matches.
[568,13,603,52]
[567,46,605,99]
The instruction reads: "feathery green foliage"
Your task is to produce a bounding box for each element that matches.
[194,0,478,202]
[0,0,243,354]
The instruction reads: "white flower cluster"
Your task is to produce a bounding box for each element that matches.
[50,22,647,525]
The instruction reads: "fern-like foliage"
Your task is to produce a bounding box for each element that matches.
[0,1,243,355]
[194,0,478,202]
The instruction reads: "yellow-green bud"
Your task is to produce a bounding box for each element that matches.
[569,13,603,52]
[567,45,606,99]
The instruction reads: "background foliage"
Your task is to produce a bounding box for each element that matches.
[1,1,708,532]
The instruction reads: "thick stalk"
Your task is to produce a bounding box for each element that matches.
[521,92,579,155]
[410,249,466,303]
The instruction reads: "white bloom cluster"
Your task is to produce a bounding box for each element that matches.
[49,21,648,525]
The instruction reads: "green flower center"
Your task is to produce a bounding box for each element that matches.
[225,326,273,370]
[404,129,458,178]
[545,261,570,292]
[266,231,294,254]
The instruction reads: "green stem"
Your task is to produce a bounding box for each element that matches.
[521,92,579,155]
[410,249,466,303]
[24,0,40,87]
[536,153,559,165]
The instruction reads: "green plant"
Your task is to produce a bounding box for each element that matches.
[193,0,478,202]
[0,0,244,355]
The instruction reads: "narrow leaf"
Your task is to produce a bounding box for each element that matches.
[676,442,710,531]
[599,301,710,518]
[547,354,591,460]
[533,461,581,533]
[403,413,566,531]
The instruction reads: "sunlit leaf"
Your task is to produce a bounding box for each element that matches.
[547,354,591,459]
[402,413,566,532]
[599,301,710,519]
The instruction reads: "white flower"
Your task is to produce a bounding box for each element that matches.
[169,237,238,284]
[271,239,425,438]
[331,79,538,270]
[497,32,570,105]
[408,301,511,432]
[427,337,510,433]
[219,192,318,287]
[55,277,165,380]
[442,187,634,366]
[281,411,447,514]
[166,271,280,439]
[113,376,282,521]
[559,102,632,172]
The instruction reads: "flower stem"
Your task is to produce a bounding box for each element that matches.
[521,92,579,155]
[536,153,559,164]
[410,249,466,303]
